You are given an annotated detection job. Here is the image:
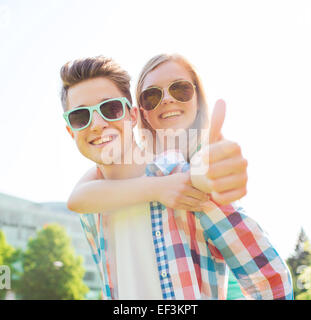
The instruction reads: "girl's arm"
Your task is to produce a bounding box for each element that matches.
[67,166,209,214]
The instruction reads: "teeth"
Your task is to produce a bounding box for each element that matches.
[92,136,113,145]
[161,111,182,119]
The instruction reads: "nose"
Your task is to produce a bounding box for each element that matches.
[89,111,109,131]
[161,88,174,105]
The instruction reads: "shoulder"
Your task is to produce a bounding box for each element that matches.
[76,166,104,186]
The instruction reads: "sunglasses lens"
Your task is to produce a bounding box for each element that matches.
[100,100,124,120]
[68,108,90,129]
[140,88,162,111]
[169,80,194,102]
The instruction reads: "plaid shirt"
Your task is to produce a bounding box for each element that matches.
[80,151,293,300]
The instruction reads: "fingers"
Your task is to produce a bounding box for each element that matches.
[183,185,210,201]
[208,172,248,193]
[209,99,226,144]
[180,195,205,208]
[203,140,241,164]
[211,187,247,206]
[174,187,208,207]
[207,156,248,179]
[170,187,210,211]
[174,204,204,212]
[174,196,207,212]
[168,196,204,212]
[190,99,249,206]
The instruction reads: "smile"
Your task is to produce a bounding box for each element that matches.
[160,110,183,119]
[89,135,117,147]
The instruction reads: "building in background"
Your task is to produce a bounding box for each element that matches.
[0,192,101,299]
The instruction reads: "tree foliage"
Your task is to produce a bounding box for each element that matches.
[286,228,311,299]
[0,230,22,300]
[296,264,311,300]
[16,224,88,300]
[0,230,14,266]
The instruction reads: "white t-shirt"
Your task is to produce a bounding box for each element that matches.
[107,202,163,300]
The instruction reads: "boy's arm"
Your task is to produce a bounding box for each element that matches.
[198,203,293,300]
[67,167,208,213]
[67,166,158,213]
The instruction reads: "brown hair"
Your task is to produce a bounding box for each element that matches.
[60,55,132,111]
[135,53,209,159]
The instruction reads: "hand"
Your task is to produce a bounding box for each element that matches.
[191,99,248,205]
[156,172,210,211]
[205,99,248,205]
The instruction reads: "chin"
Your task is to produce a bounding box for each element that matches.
[100,151,123,165]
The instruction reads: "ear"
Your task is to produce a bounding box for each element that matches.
[66,125,75,139]
[140,107,148,122]
[129,106,139,128]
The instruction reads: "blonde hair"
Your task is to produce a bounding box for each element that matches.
[60,55,132,111]
[135,53,209,160]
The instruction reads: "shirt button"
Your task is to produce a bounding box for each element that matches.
[161,271,167,278]
[155,231,161,237]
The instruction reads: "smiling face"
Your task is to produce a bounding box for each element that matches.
[140,60,198,131]
[66,77,137,165]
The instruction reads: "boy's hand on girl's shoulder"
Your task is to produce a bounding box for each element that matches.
[156,172,209,212]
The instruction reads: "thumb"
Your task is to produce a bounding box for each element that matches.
[209,99,226,144]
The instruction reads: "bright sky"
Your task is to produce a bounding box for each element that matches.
[0,0,310,259]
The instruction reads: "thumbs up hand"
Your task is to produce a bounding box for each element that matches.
[209,99,226,143]
[191,99,248,205]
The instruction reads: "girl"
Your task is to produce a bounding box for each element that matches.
[136,53,247,299]
[136,53,247,205]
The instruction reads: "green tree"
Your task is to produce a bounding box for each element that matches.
[295,241,311,300]
[296,264,311,300]
[16,224,89,300]
[286,228,311,298]
[0,230,22,300]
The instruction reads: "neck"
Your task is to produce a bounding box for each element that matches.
[97,141,146,180]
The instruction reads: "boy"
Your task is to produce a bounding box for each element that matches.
[60,56,293,299]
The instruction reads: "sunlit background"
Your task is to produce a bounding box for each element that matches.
[1,0,311,263]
